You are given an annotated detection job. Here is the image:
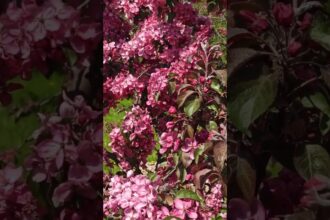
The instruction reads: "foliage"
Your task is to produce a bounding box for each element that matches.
[227,0,330,219]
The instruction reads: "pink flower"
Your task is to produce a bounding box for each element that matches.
[159,132,180,154]
[182,138,198,159]
[26,6,61,42]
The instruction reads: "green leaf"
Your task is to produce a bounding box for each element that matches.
[266,157,284,178]
[301,92,330,118]
[207,104,218,113]
[147,172,157,181]
[194,145,205,164]
[320,114,330,135]
[175,189,203,202]
[228,74,278,132]
[294,144,330,180]
[118,98,134,108]
[169,81,176,94]
[321,66,330,89]
[176,165,187,183]
[147,148,158,163]
[63,48,77,66]
[208,121,218,131]
[110,163,121,176]
[11,71,64,105]
[236,158,256,202]
[147,129,160,163]
[310,14,330,51]
[186,124,195,138]
[0,109,39,150]
[284,210,316,220]
[211,79,222,94]
[184,96,202,117]
[228,48,264,76]
[173,153,180,166]
[0,71,65,151]
[177,90,196,108]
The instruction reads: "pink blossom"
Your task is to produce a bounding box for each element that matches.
[159,132,180,154]
[103,173,158,219]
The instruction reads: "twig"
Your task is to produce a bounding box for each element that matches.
[77,0,90,10]
[288,76,321,96]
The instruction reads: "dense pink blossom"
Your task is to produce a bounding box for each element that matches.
[112,73,144,99]
[0,0,101,106]
[147,68,169,107]
[110,106,155,170]
[25,94,102,218]
[104,172,158,219]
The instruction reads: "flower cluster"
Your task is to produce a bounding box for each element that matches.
[104,72,144,108]
[110,106,155,170]
[0,165,39,219]
[147,68,170,108]
[104,171,158,219]
[157,184,225,220]
[25,93,102,219]
[0,0,101,105]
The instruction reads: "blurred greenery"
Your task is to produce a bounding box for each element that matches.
[0,71,65,152]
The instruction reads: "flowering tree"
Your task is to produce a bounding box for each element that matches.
[103,0,227,219]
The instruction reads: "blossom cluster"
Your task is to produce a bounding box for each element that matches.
[110,106,155,170]
[0,165,39,219]
[25,93,102,219]
[239,1,313,58]
[104,172,226,220]
[104,171,158,219]
[0,0,100,105]
[104,72,144,111]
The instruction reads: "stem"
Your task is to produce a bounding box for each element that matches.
[75,68,86,91]
[293,0,298,11]
[290,60,325,68]
[77,0,90,10]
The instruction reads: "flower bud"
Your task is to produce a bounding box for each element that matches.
[168,106,177,114]
[272,2,293,26]
[298,13,313,30]
[288,40,302,57]
[239,10,269,33]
